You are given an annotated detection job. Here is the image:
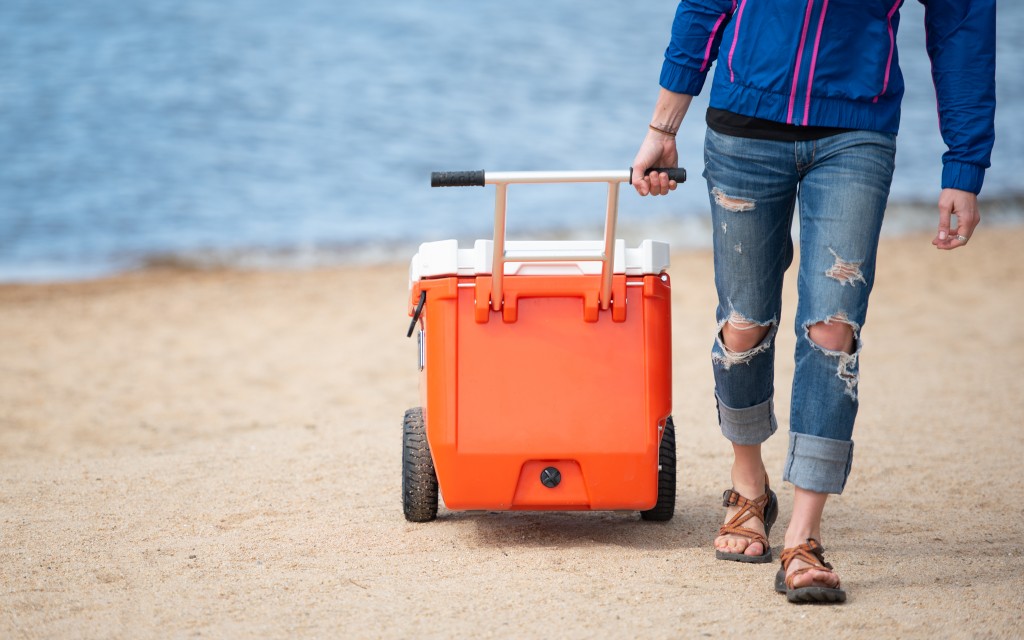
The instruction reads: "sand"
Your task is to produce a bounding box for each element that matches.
[1,227,1023,639]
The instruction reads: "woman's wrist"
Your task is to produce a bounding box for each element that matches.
[648,123,678,137]
[649,88,692,137]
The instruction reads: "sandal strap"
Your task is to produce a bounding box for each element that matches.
[717,483,771,548]
[717,523,769,549]
[780,538,840,590]
[721,488,769,525]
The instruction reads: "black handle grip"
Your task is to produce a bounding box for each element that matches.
[632,166,687,184]
[431,170,485,188]
[648,167,687,183]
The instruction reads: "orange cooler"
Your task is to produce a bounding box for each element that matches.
[403,169,683,522]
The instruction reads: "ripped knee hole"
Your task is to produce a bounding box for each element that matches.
[714,313,776,367]
[806,313,858,354]
[804,314,861,400]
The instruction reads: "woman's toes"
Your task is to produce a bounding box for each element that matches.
[744,541,764,556]
[790,566,839,589]
[715,535,746,553]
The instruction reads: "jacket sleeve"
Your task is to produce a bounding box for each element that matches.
[660,0,736,96]
[921,0,996,194]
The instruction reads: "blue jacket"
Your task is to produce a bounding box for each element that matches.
[661,0,996,194]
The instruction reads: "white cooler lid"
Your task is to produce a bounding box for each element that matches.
[409,239,670,283]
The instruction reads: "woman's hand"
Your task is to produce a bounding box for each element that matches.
[932,188,980,250]
[632,88,692,197]
[631,131,679,196]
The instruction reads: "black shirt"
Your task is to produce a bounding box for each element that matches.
[706,107,854,141]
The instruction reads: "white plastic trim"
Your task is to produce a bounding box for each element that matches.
[410,239,670,283]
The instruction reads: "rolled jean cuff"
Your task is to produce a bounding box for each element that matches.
[716,394,778,445]
[783,432,854,495]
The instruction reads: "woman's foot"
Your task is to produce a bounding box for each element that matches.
[776,538,846,603]
[776,488,845,603]
[714,484,770,558]
[714,451,776,563]
[782,548,842,590]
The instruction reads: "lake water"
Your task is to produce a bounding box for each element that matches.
[1,0,1021,281]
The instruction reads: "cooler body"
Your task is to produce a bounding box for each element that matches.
[409,241,672,511]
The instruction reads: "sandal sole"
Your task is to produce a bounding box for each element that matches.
[786,587,847,604]
[716,549,773,563]
[775,568,847,603]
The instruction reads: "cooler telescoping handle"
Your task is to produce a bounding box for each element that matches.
[431,170,485,187]
[428,167,686,314]
[634,167,687,185]
[430,168,687,188]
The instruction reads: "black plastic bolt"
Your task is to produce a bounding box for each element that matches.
[540,466,561,488]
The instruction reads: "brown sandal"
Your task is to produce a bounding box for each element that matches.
[715,477,778,564]
[775,538,847,603]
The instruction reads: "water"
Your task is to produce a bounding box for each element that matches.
[1,0,1021,282]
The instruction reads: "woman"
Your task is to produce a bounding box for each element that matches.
[631,0,995,603]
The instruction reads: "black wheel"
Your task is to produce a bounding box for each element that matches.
[641,416,676,522]
[402,407,438,522]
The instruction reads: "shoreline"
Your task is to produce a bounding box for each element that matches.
[4,195,1024,286]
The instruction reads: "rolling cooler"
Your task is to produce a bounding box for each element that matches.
[404,168,685,522]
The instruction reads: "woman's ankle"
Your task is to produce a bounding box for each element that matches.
[784,487,829,548]
[730,444,767,498]
[783,527,823,549]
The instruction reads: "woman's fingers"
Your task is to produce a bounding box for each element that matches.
[933,188,980,250]
[632,135,679,197]
[650,171,677,195]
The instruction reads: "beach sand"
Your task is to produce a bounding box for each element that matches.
[1,227,1022,639]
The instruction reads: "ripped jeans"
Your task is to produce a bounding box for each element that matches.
[703,127,896,494]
